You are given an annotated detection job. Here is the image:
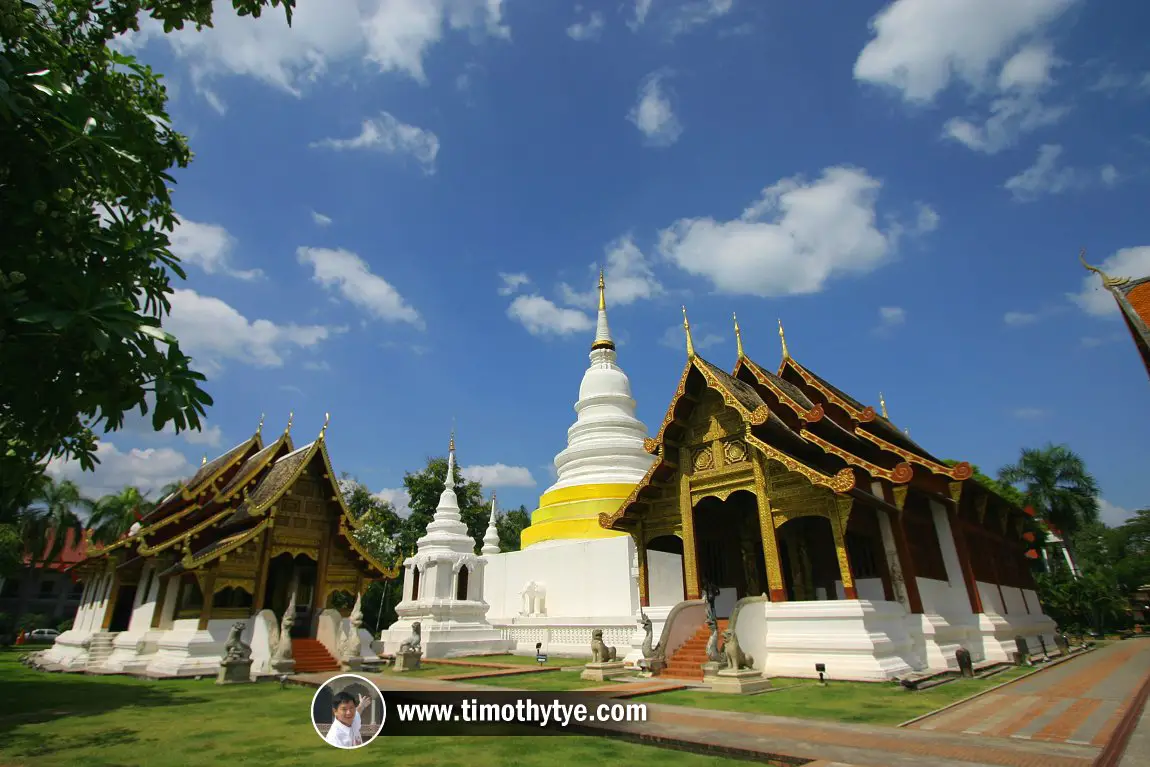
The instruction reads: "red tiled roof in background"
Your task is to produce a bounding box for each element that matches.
[24,528,90,571]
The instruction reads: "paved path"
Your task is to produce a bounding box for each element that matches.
[909,639,1150,750]
[291,641,1150,766]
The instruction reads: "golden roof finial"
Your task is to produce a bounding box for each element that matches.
[778,319,790,359]
[879,392,888,420]
[256,413,265,436]
[1079,248,1130,288]
[449,428,455,454]
[598,269,606,312]
[733,313,744,358]
[284,411,294,435]
[682,306,695,358]
[201,454,208,466]
[319,412,330,440]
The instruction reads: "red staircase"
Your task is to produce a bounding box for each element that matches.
[662,619,727,681]
[292,639,339,673]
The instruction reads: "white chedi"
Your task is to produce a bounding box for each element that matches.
[383,432,512,658]
[546,276,655,493]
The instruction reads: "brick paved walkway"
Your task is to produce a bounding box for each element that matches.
[909,639,1150,749]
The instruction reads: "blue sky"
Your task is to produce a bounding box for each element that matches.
[47,0,1150,526]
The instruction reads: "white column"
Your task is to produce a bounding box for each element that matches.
[876,510,910,610]
[1060,545,1079,578]
[928,499,973,612]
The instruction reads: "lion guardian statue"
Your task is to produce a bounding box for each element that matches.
[399,621,422,655]
[721,628,753,671]
[590,629,617,663]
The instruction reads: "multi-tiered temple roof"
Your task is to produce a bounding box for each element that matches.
[603,311,1026,531]
[73,415,394,580]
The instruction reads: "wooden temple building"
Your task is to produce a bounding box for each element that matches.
[1080,249,1150,381]
[37,416,395,678]
[600,311,1055,680]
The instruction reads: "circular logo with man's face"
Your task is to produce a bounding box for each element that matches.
[310,673,385,749]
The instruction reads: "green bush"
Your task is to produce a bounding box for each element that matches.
[56,618,73,633]
[17,613,50,631]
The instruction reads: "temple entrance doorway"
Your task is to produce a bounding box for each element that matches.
[692,490,766,617]
[107,584,137,632]
[777,515,840,601]
[263,552,318,638]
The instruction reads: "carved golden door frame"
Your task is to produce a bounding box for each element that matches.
[751,454,787,601]
[770,494,858,600]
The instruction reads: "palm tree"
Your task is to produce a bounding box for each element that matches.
[87,486,157,545]
[998,444,1100,564]
[18,478,85,568]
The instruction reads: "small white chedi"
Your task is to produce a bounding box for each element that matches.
[382,433,511,658]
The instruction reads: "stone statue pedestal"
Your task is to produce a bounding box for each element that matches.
[216,659,253,685]
[394,650,422,672]
[701,661,721,680]
[709,668,771,695]
[637,658,666,678]
[581,661,627,682]
[270,659,296,674]
[340,658,363,672]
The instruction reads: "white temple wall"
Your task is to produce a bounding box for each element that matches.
[126,564,161,633]
[928,500,972,603]
[1002,586,1028,615]
[156,577,179,631]
[483,536,639,622]
[916,576,972,617]
[1022,588,1042,614]
[855,577,885,602]
[976,581,1005,614]
[647,551,684,607]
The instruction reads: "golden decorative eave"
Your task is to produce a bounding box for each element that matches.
[853,428,973,480]
[798,427,913,484]
[781,357,878,423]
[137,507,233,557]
[734,356,826,424]
[180,517,272,571]
[1079,248,1131,289]
[743,431,856,494]
[599,458,664,529]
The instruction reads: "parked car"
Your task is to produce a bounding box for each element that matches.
[27,628,60,643]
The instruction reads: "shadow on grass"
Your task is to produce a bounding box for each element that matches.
[3,726,139,758]
[0,651,207,737]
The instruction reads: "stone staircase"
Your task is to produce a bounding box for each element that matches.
[663,619,727,681]
[292,639,339,673]
[85,632,117,672]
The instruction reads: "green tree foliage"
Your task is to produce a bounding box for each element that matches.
[399,456,489,554]
[1035,569,1130,635]
[496,504,532,552]
[339,474,401,568]
[997,444,1100,542]
[0,0,295,516]
[86,485,155,544]
[17,478,85,568]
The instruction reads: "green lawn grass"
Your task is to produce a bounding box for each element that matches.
[464,671,631,691]
[373,663,459,678]
[0,649,739,767]
[644,667,1034,726]
[451,654,587,668]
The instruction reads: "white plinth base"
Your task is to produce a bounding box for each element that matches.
[581,661,627,681]
[384,607,512,659]
[709,668,772,695]
[976,611,1058,663]
[102,631,162,673]
[39,629,95,670]
[143,630,227,678]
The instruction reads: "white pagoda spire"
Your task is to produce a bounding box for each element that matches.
[481,493,500,555]
[545,271,655,493]
[416,430,472,553]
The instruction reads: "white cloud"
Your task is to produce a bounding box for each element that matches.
[1004,144,1080,201]
[1098,498,1135,526]
[854,0,1076,103]
[312,211,333,227]
[1004,311,1039,326]
[1100,165,1119,187]
[1011,407,1047,419]
[374,488,411,519]
[658,166,898,297]
[667,0,736,37]
[46,440,196,500]
[567,8,605,41]
[628,73,682,147]
[461,463,536,487]
[559,235,664,309]
[169,217,262,280]
[120,0,510,101]
[659,323,723,352]
[855,1,1076,154]
[183,424,225,448]
[166,289,335,373]
[878,306,906,327]
[1070,246,1150,316]
[914,202,940,234]
[629,0,654,30]
[303,360,332,372]
[297,247,423,327]
[311,112,439,174]
[507,295,594,336]
[497,272,531,296]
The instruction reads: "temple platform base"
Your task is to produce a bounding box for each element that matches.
[708,668,772,695]
[581,661,628,681]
